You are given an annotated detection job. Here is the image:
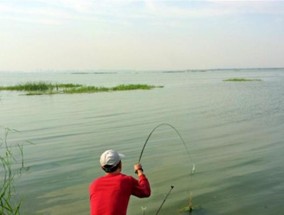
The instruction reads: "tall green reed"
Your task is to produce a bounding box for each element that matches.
[0,128,28,215]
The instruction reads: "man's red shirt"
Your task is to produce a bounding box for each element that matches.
[89,173,151,215]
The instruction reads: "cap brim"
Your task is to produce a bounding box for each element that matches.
[118,153,125,159]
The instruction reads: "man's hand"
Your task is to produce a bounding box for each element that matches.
[134,163,144,176]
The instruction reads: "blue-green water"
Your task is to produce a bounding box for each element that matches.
[0,69,284,215]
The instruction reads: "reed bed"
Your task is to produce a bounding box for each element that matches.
[0,82,162,95]
[223,78,262,82]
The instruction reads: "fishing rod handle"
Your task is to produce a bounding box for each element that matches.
[135,167,144,174]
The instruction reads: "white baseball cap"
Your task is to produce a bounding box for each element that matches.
[100,149,125,167]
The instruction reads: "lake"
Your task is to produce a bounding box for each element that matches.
[1,69,284,215]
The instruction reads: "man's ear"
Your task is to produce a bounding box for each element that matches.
[118,161,122,169]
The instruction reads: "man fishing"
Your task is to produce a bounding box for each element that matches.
[89,149,151,215]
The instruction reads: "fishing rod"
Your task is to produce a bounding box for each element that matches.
[138,123,196,213]
[138,123,194,169]
[155,186,174,215]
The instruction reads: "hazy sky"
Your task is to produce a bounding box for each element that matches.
[0,0,283,71]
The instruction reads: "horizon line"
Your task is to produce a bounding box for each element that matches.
[1,67,284,73]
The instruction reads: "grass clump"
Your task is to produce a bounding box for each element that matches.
[63,86,110,94]
[0,82,83,92]
[63,84,158,94]
[112,84,154,91]
[0,82,52,91]
[223,78,262,82]
[0,82,162,95]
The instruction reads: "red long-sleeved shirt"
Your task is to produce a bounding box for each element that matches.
[89,173,151,215]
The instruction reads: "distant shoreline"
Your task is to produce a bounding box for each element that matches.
[0,67,283,74]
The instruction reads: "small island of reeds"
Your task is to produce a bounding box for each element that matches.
[0,82,163,95]
[223,78,262,82]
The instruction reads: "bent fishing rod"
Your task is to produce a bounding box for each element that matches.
[137,123,195,214]
[138,123,193,167]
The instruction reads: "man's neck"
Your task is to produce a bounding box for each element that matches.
[106,169,121,175]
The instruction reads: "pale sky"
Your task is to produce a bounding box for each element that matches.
[0,0,283,71]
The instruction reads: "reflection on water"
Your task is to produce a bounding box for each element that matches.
[0,69,284,215]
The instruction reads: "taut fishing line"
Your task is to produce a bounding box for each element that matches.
[138,123,196,214]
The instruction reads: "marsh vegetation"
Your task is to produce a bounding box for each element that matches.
[223,78,262,82]
[0,82,163,95]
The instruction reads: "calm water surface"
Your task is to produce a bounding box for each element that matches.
[0,69,284,215]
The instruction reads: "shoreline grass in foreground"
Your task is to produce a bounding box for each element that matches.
[0,82,163,95]
[1,128,26,215]
[223,78,262,82]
